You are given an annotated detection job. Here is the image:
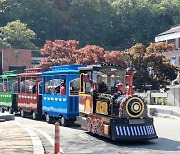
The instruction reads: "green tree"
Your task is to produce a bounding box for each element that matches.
[0,20,36,49]
[1,0,55,46]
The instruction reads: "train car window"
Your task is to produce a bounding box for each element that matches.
[12,81,18,94]
[20,79,36,93]
[96,73,108,93]
[3,81,11,92]
[70,78,80,95]
[80,72,93,94]
[85,82,91,94]
[0,83,3,92]
[45,79,62,94]
[38,81,42,95]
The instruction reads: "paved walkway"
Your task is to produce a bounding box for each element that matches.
[148,105,180,119]
[0,121,33,154]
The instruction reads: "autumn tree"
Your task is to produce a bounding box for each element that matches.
[36,40,126,68]
[144,42,177,89]
[124,42,177,91]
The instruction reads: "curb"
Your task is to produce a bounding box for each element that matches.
[0,119,5,122]
[0,113,15,121]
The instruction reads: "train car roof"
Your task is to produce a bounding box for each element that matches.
[17,68,49,77]
[0,70,24,79]
[42,64,85,75]
[79,64,125,71]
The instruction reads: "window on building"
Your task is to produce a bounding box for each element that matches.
[167,39,176,45]
[170,57,176,65]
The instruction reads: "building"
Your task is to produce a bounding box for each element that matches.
[0,49,32,74]
[155,25,180,67]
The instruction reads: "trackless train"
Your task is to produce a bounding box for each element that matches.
[0,64,158,141]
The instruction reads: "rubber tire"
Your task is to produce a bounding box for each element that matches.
[46,114,52,123]
[21,110,26,118]
[9,108,13,114]
[60,117,68,127]
[32,112,38,120]
[0,108,5,113]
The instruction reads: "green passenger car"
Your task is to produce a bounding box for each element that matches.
[0,70,22,114]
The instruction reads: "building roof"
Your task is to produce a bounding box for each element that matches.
[157,25,180,37]
[155,25,180,42]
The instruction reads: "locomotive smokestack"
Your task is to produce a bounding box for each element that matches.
[126,67,136,96]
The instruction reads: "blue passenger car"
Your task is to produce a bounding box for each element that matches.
[42,64,85,126]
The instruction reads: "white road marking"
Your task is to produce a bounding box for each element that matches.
[14,121,44,154]
[31,126,64,154]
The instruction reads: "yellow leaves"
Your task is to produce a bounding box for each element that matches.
[146,42,175,54]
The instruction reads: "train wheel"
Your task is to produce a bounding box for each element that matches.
[21,110,26,118]
[32,112,38,120]
[60,117,68,127]
[45,114,52,123]
[97,121,104,136]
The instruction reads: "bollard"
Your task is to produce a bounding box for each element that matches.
[54,122,60,154]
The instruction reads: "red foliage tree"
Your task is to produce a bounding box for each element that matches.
[104,51,126,67]
[74,45,105,65]
[36,40,126,68]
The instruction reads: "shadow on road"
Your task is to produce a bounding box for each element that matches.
[87,133,180,152]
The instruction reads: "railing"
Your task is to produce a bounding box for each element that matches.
[135,91,168,105]
[136,90,180,107]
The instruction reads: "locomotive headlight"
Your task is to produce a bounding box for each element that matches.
[125,96,145,118]
[131,102,141,113]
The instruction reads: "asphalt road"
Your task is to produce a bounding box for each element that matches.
[15,116,180,154]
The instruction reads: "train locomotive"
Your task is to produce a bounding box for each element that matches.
[77,64,158,140]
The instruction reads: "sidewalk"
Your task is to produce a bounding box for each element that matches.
[0,120,33,154]
[148,105,180,119]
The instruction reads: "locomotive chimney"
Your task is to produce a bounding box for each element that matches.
[126,67,136,96]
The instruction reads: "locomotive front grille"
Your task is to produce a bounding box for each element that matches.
[111,124,157,140]
[115,125,155,137]
[111,118,158,140]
